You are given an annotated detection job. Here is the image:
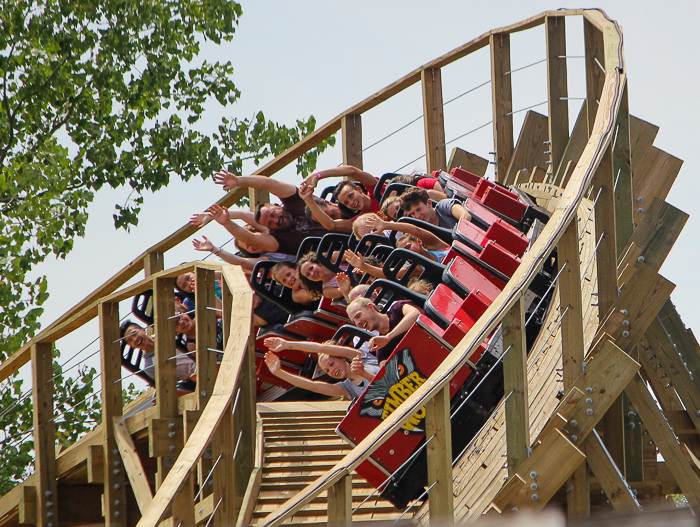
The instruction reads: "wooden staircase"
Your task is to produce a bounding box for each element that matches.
[253,402,417,526]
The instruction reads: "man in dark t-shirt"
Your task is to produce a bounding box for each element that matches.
[212,170,341,256]
[346,297,423,364]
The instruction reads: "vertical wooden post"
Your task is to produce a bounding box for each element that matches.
[558,217,590,518]
[221,277,233,345]
[212,404,235,526]
[421,67,446,173]
[546,15,569,179]
[341,114,363,169]
[490,32,514,183]
[98,302,127,526]
[613,83,634,254]
[153,277,178,426]
[327,474,353,527]
[584,19,606,136]
[503,295,529,475]
[144,252,164,278]
[248,187,270,211]
[31,342,59,527]
[425,385,454,526]
[195,267,218,410]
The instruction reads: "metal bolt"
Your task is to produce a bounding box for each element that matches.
[113,469,120,475]
[114,460,120,466]
[586,409,594,416]
[696,410,700,417]
[113,449,119,455]
[629,422,636,429]
[582,361,587,370]
[530,471,538,479]
[115,500,121,506]
[628,411,635,418]
[389,450,395,455]
[511,507,519,513]
[404,430,409,435]
[637,197,643,203]
[114,483,120,490]
[169,444,176,452]
[46,501,53,507]
[115,511,121,517]
[168,431,176,438]
[586,398,593,405]
[586,387,593,394]
[45,491,52,497]
[47,511,53,517]
[201,391,207,397]
[623,330,630,338]
[571,435,579,442]
[168,422,176,430]
[570,420,578,427]
[632,489,638,496]
[620,309,628,316]
[638,256,645,263]
[531,494,539,501]
[622,320,630,327]
[531,483,538,490]
[567,485,575,493]
[47,523,53,527]
[637,208,644,214]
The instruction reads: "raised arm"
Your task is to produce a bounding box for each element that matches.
[368,304,421,352]
[363,215,449,250]
[302,165,377,190]
[265,337,362,360]
[208,204,280,253]
[213,170,297,199]
[450,202,472,222]
[298,186,353,232]
[344,250,386,280]
[193,236,266,273]
[264,352,346,397]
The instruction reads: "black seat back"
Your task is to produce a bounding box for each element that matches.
[250,260,316,314]
[394,217,454,245]
[132,289,154,326]
[365,279,427,312]
[331,325,375,349]
[380,182,414,205]
[316,233,352,274]
[382,248,445,287]
[295,236,322,261]
[120,340,155,386]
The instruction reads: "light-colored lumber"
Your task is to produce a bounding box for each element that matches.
[426,385,454,525]
[657,301,700,393]
[504,111,549,186]
[546,15,569,178]
[326,474,353,527]
[629,115,659,177]
[503,296,530,475]
[18,486,36,526]
[236,415,265,527]
[585,429,641,512]
[113,417,153,514]
[490,32,514,183]
[633,146,683,227]
[613,84,634,255]
[341,114,363,169]
[448,147,489,176]
[144,252,164,278]
[195,267,218,410]
[86,444,104,484]
[554,102,588,187]
[422,67,447,173]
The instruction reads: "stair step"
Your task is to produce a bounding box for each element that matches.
[264,452,347,463]
[262,463,339,473]
[252,500,403,516]
[264,430,341,440]
[263,422,340,432]
[262,415,343,425]
[263,441,349,452]
[257,487,382,503]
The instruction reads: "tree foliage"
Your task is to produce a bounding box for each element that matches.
[0,0,334,358]
[0,0,335,493]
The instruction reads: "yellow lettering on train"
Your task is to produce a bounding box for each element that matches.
[379,369,428,431]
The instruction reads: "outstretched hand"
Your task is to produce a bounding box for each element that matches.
[343,249,364,269]
[213,170,239,191]
[364,214,389,232]
[207,204,230,225]
[300,173,320,192]
[264,352,282,375]
[189,213,212,228]
[368,335,391,352]
[298,184,315,201]
[350,356,365,376]
[192,236,214,252]
[264,337,288,352]
[336,272,352,296]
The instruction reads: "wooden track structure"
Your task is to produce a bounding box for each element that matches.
[1,8,698,526]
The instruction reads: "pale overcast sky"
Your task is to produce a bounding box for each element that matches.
[28,2,700,384]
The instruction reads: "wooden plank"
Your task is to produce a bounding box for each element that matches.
[638,340,685,412]
[341,114,363,169]
[86,444,104,484]
[490,32,514,183]
[503,296,529,475]
[557,215,589,517]
[149,418,184,458]
[113,417,153,514]
[613,83,634,255]
[629,116,659,178]
[18,486,36,526]
[504,111,549,186]
[491,429,585,512]
[447,147,489,176]
[154,277,178,422]
[195,267,218,410]
[98,302,127,526]
[625,373,700,511]
[584,18,606,136]
[585,429,641,512]
[553,101,588,187]
[633,146,683,226]
[425,385,454,525]
[546,15,569,177]
[326,474,352,527]
[144,252,164,278]
[657,300,700,393]
[235,416,265,527]
[212,405,235,526]
[422,67,447,173]
[233,337,257,518]
[248,187,270,210]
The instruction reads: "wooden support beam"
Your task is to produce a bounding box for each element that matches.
[18,486,37,525]
[584,18,606,136]
[504,111,549,186]
[144,252,164,278]
[625,373,700,511]
[613,83,633,254]
[195,267,218,410]
[248,187,270,210]
[425,385,454,526]
[629,116,659,177]
[87,444,104,484]
[113,417,153,514]
[490,32,514,183]
[638,339,684,412]
[341,114,363,169]
[447,147,489,176]
[656,300,700,393]
[553,101,588,187]
[31,342,59,527]
[623,388,645,483]
[558,215,589,517]
[153,277,178,421]
[221,277,233,345]
[546,15,569,177]
[211,404,235,527]
[421,68,446,173]
[503,296,529,475]
[327,474,352,527]
[491,429,585,513]
[632,147,683,227]
[585,429,641,512]
[99,302,127,525]
[149,417,184,458]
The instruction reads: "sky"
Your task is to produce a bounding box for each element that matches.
[25,1,700,387]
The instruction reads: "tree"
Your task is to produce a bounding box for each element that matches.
[0,0,334,492]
